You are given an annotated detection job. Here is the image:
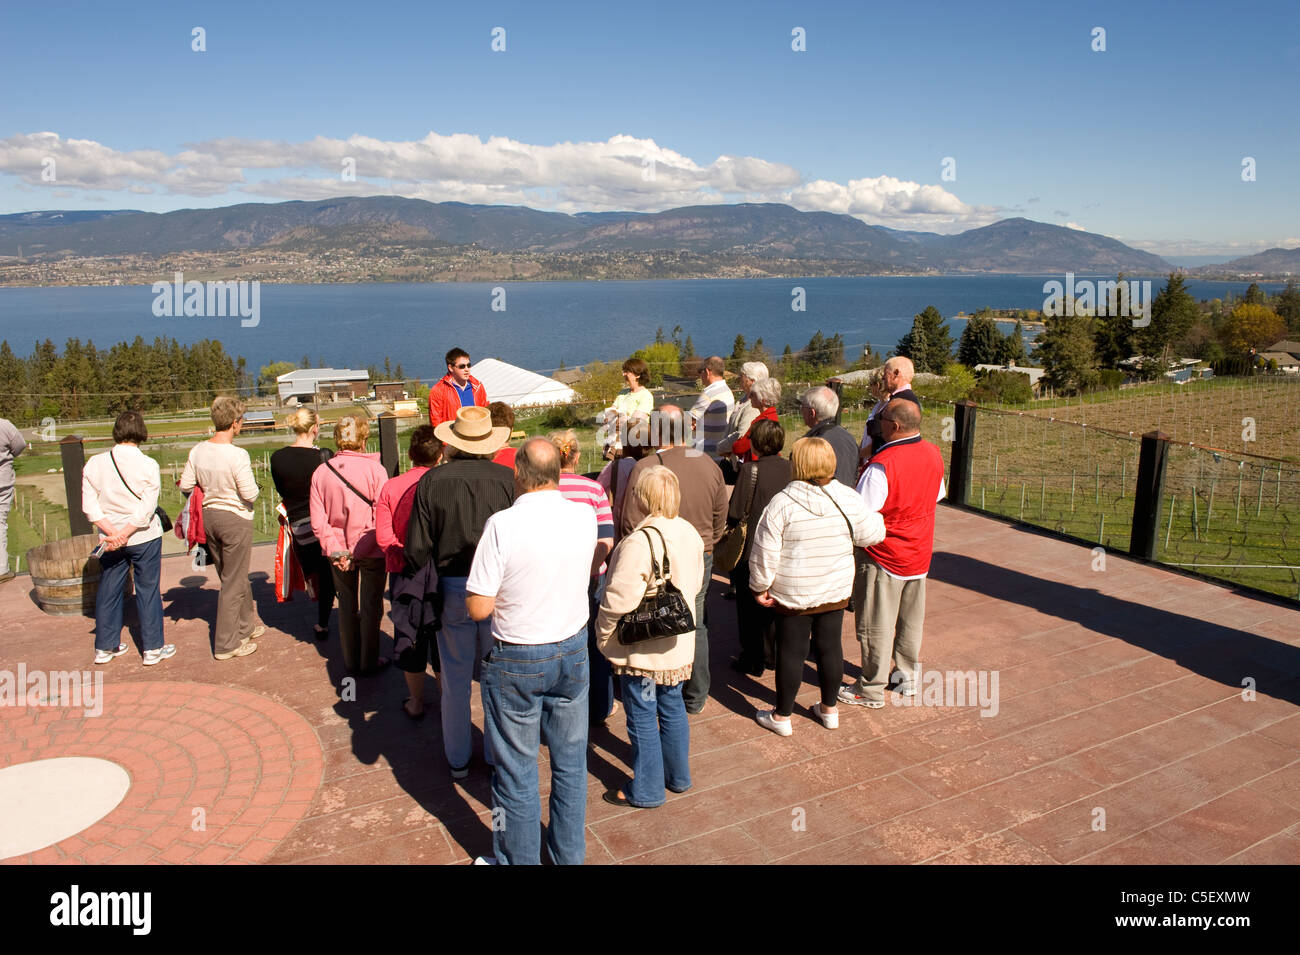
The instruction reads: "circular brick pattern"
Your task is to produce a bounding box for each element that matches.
[0,681,324,865]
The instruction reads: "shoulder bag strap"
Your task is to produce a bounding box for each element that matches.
[325,459,375,508]
[739,462,760,523]
[110,448,142,500]
[819,484,854,543]
[643,524,672,580]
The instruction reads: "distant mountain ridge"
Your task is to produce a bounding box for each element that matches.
[0,198,1174,273]
[1189,247,1300,276]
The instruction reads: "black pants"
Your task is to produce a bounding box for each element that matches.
[293,536,337,629]
[774,608,845,716]
[731,563,774,672]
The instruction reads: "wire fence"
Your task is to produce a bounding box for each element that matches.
[961,406,1299,600]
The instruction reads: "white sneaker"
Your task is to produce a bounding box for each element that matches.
[810,702,839,730]
[473,855,499,865]
[142,645,176,666]
[756,710,793,736]
[94,644,129,664]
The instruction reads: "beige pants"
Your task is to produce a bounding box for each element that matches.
[204,507,257,655]
[851,554,926,702]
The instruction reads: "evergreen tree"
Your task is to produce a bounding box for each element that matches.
[731,334,748,362]
[1244,282,1265,306]
[998,322,1027,366]
[897,306,952,373]
[0,341,25,422]
[1275,279,1300,334]
[681,335,696,360]
[1039,316,1099,395]
[1139,273,1199,363]
[956,310,1002,367]
[896,318,931,372]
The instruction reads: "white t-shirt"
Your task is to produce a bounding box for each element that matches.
[466,489,597,645]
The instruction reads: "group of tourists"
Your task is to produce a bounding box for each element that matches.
[71,343,943,865]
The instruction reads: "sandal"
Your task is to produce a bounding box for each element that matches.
[602,790,642,809]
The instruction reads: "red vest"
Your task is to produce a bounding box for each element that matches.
[865,436,944,576]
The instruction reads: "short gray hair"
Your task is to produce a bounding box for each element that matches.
[801,385,839,422]
[750,377,781,407]
[740,361,769,382]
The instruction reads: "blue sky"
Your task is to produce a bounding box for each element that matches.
[2,0,1297,257]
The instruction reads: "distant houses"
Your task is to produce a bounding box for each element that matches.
[1260,340,1300,374]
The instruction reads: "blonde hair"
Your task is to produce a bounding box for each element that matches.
[283,407,318,435]
[790,436,837,485]
[548,429,582,469]
[633,465,680,519]
[211,396,246,432]
[333,415,370,452]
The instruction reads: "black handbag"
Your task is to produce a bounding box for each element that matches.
[110,448,173,534]
[615,525,696,646]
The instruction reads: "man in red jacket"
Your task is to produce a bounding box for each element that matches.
[839,398,946,708]
[428,347,489,427]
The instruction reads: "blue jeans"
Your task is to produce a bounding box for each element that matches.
[482,629,589,865]
[587,573,614,723]
[95,536,164,652]
[437,578,494,770]
[619,674,691,807]
[683,552,713,711]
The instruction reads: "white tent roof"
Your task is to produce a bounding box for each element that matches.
[473,358,576,408]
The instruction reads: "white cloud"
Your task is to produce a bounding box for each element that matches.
[1062,222,1086,231]
[0,130,991,230]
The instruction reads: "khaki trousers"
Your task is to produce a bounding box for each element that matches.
[851,554,926,702]
[204,507,257,655]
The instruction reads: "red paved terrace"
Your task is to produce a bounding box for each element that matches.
[1,507,1297,865]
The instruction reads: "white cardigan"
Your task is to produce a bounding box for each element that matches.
[748,479,885,611]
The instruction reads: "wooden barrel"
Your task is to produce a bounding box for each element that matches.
[25,534,133,617]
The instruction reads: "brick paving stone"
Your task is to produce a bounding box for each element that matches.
[2,507,1295,865]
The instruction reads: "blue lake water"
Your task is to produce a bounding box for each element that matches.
[0,276,1284,379]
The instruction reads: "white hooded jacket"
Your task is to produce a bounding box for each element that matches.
[748,479,886,611]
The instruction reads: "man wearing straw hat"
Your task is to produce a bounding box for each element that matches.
[405,405,515,779]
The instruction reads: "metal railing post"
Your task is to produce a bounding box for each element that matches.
[378,413,400,478]
[1129,430,1171,560]
[60,436,94,537]
[949,400,976,507]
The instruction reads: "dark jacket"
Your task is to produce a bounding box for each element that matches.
[805,420,860,488]
[727,454,794,565]
[865,388,922,455]
[404,458,515,577]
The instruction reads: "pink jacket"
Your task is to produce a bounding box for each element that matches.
[375,465,429,573]
[309,450,388,560]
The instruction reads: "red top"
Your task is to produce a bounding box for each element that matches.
[427,373,488,427]
[729,405,778,461]
[865,437,944,577]
[493,446,517,468]
[375,465,430,573]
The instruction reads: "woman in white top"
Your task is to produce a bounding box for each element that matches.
[179,396,263,660]
[601,357,654,458]
[748,437,885,736]
[82,411,172,665]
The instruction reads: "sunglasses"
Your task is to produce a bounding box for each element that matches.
[453,362,471,369]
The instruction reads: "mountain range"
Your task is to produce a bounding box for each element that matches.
[1188,247,1300,277]
[0,198,1177,274]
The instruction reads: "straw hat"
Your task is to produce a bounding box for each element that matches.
[435,405,510,455]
